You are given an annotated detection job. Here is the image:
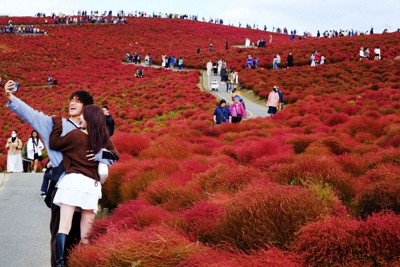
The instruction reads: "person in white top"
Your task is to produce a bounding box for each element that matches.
[359,47,364,61]
[206,60,213,76]
[27,130,45,172]
[374,46,381,60]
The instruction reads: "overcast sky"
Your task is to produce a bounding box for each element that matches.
[1,0,399,35]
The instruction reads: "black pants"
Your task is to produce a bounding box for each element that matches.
[232,116,242,123]
[22,160,32,172]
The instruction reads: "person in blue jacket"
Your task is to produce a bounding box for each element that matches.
[213,99,232,125]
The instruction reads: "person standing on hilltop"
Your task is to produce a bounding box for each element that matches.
[359,47,365,61]
[102,106,115,137]
[287,52,294,67]
[310,53,316,66]
[374,46,381,60]
[246,55,253,68]
[276,54,281,68]
[209,43,213,52]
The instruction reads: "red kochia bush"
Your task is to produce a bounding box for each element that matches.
[111,132,151,156]
[88,200,171,242]
[291,212,400,266]
[178,246,301,267]
[233,138,284,164]
[180,201,226,243]
[355,180,400,217]
[192,163,268,194]
[275,155,354,202]
[324,112,350,126]
[216,183,324,250]
[68,226,205,267]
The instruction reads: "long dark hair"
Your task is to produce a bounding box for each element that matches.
[30,130,39,144]
[83,105,109,154]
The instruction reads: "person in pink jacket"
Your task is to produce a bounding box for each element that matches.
[230,96,246,123]
[266,86,280,115]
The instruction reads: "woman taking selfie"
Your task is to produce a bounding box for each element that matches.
[49,104,119,267]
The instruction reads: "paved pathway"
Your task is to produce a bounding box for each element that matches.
[0,173,51,267]
[127,62,269,118]
[202,72,269,118]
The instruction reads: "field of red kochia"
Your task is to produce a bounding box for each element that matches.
[0,16,399,266]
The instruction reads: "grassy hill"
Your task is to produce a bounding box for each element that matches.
[1,17,400,266]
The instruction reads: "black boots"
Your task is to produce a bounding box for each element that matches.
[56,233,67,267]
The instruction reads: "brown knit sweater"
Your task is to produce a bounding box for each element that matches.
[49,116,119,181]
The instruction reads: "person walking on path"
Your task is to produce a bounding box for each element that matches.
[50,105,119,267]
[27,130,45,173]
[266,86,280,115]
[213,99,232,125]
[5,130,23,173]
[206,60,213,76]
[21,140,32,172]
[230,96,246,123]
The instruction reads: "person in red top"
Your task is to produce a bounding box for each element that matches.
[314,50,321,64]
[50,104,119,267]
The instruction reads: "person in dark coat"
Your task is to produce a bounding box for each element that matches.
[102,105,115,136]
[287,52,294,68]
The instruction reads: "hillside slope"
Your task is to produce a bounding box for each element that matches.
[1,17,400,266]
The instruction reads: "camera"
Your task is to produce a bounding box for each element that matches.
[10,82,19,92]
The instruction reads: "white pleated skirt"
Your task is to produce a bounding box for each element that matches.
[53,173,102,213]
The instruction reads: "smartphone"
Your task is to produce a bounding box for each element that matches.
[10,82,19,92]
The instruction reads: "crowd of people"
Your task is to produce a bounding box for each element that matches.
[5,129,44,173]
[0,20,47,34]
[360,46,382,60]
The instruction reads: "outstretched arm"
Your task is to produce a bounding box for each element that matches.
[5,80,53,140]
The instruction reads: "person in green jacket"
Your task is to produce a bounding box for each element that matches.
[21,141,32,173]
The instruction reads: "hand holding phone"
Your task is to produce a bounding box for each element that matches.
[9,82,19,92]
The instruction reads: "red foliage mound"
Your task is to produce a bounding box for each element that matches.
[274,155,354,202]
[111,132,151,156]
[69,226,205,267]
[88,200,171,242]
[354,164,400,217]
[191,163,268,193]
[291,212,400,266]
[216,183,324,250]
[180,201,226,243]
[178,246,301,267]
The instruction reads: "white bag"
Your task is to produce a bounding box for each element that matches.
[98,162,109,184]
